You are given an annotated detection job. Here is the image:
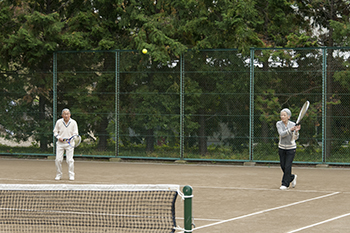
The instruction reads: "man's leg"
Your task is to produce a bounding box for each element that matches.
[55,143,64,180]
[66,146,75,180]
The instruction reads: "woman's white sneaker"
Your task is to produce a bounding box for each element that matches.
[292,175,297,188]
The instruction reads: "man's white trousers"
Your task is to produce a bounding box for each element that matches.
[55,142,74,179]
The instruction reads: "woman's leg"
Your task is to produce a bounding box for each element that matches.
[281,149,296,187]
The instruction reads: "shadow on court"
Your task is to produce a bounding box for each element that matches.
[0,158,349,233]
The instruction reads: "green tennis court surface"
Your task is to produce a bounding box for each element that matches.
[0,158,349,232]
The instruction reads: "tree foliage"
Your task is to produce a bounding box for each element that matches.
[1,0,350,157]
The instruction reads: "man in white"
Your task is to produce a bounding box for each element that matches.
[53,108,79,181]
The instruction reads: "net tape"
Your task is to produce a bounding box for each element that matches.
[0,184,180,233]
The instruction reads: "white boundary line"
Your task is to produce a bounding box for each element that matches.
[176,217,223,222]
[192,192,340,231]
[193,185,335,194]
[287,212,350,233]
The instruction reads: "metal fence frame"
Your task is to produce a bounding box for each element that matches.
[41,47,350,165]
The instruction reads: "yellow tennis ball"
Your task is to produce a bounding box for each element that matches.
[142,49,147,54]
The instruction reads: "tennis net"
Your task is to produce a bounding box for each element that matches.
[0,184,179,233]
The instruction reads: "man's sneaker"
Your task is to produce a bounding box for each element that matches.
[292,174,297,188]
[280,185,288,190]
[55,176,61,181]
[69,176,75,181]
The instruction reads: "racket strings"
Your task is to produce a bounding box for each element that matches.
[70,136,81,147]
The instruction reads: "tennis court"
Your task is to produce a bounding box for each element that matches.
[0,158,349,232]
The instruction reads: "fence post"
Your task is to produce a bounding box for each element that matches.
[180,54,185,160]
[115,51,120,157]
[249,48,255,161]
[52,52,57,156]
[183,185,193,232]
[322,47,327,163]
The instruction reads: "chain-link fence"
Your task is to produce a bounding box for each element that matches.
[0,67,53,157]
[1,48,350,164]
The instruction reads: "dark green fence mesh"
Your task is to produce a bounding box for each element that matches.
[0,69,53,156]
[326,48,350,163]
[118,51,181,158]
[55,51,117,157]
[1,48,350,164]
[183,49,250,160]
[253,48,322,162]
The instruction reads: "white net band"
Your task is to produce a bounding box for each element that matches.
[0,184,180,192]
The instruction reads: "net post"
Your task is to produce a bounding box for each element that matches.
[183,185,193,232]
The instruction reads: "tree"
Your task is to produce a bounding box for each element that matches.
[109,0,264,155]
[0,0,265,155]
[252,0,317,147]
[4,0,347,160]
[294,0,350,157]
[172,0,263,155]
[0,1,64,150]
[0,0,115,151]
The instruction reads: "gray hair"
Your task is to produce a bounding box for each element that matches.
[281,108,291,117]
[61,108,70,114]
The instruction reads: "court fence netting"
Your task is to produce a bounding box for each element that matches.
[0,184,193,233]
[2,47,350,165]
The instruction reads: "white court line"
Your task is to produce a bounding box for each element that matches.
[193,185,334,193]
[288,212,350,233]
[176,217,223,222]
[192,192,340,231]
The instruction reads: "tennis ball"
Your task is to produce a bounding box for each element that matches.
[142,49,147,54]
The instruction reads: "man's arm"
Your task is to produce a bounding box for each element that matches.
[53,120,60,140]
[72,120,79,136]
[53,120,64,142]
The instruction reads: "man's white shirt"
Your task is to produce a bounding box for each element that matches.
[53,118,79,141]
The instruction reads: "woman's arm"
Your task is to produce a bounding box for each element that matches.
[276,121,291,138]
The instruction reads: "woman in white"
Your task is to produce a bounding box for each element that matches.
[276,108,300,190]
[53,108,79,181]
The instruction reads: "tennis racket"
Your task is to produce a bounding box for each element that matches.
[295,101,310,125]
[63,135,81,148]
